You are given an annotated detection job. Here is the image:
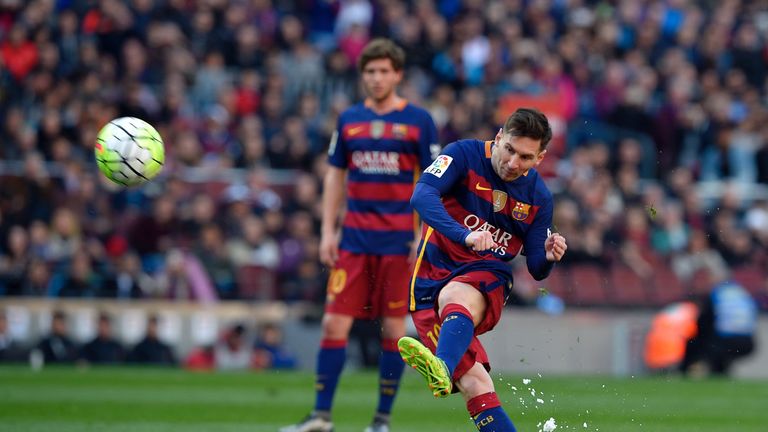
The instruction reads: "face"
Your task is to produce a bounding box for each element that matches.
[361,58,402,102]
[491,130,546,181]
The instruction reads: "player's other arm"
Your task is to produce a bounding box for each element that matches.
[523,199,567,280]
[320,166,345,267]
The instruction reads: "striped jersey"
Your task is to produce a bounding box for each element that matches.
[328,99,439,256]
[410,139,554,310]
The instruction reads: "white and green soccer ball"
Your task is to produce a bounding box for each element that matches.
[94,117,165,186]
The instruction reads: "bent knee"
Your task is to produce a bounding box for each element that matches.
[438,283,486,325]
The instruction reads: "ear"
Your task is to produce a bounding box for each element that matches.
[495,128,503,143]
[535,149,547,166]
[394,69,404,84]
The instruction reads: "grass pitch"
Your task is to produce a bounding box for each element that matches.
[0,366,766,431]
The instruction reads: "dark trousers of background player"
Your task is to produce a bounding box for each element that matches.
[681,334,754,375]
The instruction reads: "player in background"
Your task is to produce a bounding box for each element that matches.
[281,38,439,432]
[398,108,567,432]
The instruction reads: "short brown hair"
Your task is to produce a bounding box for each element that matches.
[358,38,406,72]
[502,108,553,151]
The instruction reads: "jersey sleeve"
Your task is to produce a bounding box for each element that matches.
[411,182,472,245]
[417,141,467,194]
[417,111,440,170]
[522,195,555,280]
[327,116,347,169]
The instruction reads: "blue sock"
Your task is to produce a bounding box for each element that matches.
[435,304,474,375]
[474,406,517,432]
[314,339,347,412]
[376,339,405,415]
[468,392,517,432]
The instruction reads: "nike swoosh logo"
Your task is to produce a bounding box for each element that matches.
[388,300,406,309]
[475,182,492,191]
[349,126,364,135]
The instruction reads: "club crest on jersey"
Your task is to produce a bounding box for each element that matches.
[393,123,407,138]
[512,201,531,220]
[493,190,508,213]
[371,120,385,139]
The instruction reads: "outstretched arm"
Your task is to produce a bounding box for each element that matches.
[411,183,501,251]
[523,199,567,280]
[410,182,471,245]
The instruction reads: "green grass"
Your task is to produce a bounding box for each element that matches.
[0,366,766,431]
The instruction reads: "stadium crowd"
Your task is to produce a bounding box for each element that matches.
[0,0,767,309]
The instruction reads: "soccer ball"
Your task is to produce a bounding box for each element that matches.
[94,117,165,186]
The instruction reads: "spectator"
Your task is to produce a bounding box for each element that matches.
[672,229,729,288]
[100,252,157,299]
[79,313,125,364]
[681,275,758,377]
[226,215,280,269]
[644,302,699,373]
[36,310,78,364]
[0,310,28,362]
[1,24,38,82]
[156,249,218,302]
[56,251,102,298]
[184,345,215,371]
[127,315,176,366]
[214,323,253,371]
[0,226,30,295]
[650,201,690,256]
[20,259,52,297]
[253,323,297,370]
[47,207,82,265]
[194,224,237,299]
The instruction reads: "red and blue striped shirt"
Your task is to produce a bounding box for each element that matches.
[328,100,439,256]
[409,139,555,310]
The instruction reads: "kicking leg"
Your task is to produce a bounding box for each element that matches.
[399,281,486,397]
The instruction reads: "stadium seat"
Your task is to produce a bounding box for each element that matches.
[236,265,278,301]
[567,264,609,306]
[509,264,569,304]
[542,265,568,301]
[608,264,650,307]
[731,265,767,298]
[509,265,538,303]
[650,266,687,306]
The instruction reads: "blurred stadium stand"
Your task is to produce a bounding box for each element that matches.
[1,0,767,368]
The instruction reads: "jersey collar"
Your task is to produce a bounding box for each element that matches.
[364,98,408,114]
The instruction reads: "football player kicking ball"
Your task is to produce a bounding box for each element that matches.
[399,108,567,431]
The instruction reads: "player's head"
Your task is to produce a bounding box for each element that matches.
[492,108,552,181]
[358,38,405,102]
